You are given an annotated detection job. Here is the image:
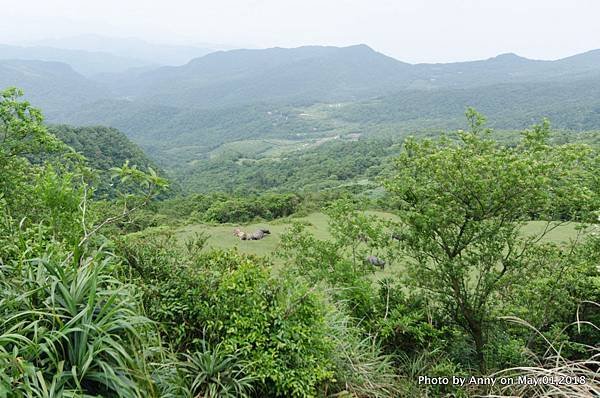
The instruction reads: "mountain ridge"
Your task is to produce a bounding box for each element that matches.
[31,34,219,66]
[100,44,600,108]
[2,42,600,170]
[0,44,151,76]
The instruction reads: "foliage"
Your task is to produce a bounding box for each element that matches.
[175,138,394,194]
[2,86,600,397]
[325,310,401,398]
[384,110,599,371]
[118,237,337,397]
[489,307,600,398]
[179,342,256,398]
[47,124,167,198]
[0,248,158,397]
[0,87,168,397]
[0,88,61,158]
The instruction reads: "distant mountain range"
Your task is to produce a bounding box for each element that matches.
[1,35,221,76]
[104,44,600,108]
[105,45,414,108]
[0,59,109,113]
[1,41,600,167]
[0,44,151,76]
[31,34,220,67]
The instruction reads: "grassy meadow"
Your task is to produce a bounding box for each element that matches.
[172,212,585,269]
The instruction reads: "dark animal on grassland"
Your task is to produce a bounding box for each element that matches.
[366,255,386,269]
[248,229,266,240]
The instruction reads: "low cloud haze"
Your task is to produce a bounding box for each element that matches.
[1,0,599,63]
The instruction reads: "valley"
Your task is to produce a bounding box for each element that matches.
[2,24,600,398]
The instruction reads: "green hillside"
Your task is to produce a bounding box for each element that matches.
[52,74,600,170]
[3,83,599,397]
[329,76,600,131]
[48,124,166,196]
[2,44,600,173]
[176,137,397,193]
[0,59,109,113]
[113,45,414,107]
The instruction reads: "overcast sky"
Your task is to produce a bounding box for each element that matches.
[1,0,599,63]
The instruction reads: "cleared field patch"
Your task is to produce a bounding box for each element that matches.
[172,214,585,269]
[174,212,331,260]
[173,211,396,260]
[520,220,588,244]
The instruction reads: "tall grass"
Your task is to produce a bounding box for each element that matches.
[0,248,158,397]
[326,308,401,398]
[488,306,600,398]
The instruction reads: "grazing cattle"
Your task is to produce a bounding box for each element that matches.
[366,255,386,269]
[233,228,271,241]
[233,228,248,240]
[249,230,265,240]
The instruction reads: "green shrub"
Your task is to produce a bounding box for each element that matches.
[119,238,337,397]
[0,247,158,397]
[179,341,255,398]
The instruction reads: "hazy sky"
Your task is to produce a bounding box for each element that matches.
[2,0,599,63]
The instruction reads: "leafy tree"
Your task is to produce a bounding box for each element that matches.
[385,110,598,371]
[0,87,61,159]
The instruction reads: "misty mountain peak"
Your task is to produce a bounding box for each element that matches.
[490,52,529,63]
[488,53,531,64]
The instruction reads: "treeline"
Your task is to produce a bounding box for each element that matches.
[91,186,380,236]
[176,138,398,193]
[157,192,302,224]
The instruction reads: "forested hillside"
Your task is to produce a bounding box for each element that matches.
[4,0,600,394]
[104,45,414,107]
[0,59,109,113]
[329,75,600,130]
[95,45,600,107]
[4,43,600,173]
[176,138,397,193]
[47,124,164,196]
[2,89,598,397]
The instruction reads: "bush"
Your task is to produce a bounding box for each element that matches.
[0,246,158,397]
[155,193,302,225]
[179,341,256,398]
[119,238,337,397]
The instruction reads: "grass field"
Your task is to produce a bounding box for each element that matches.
[175,212,332,260]
[173,213,585,268]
